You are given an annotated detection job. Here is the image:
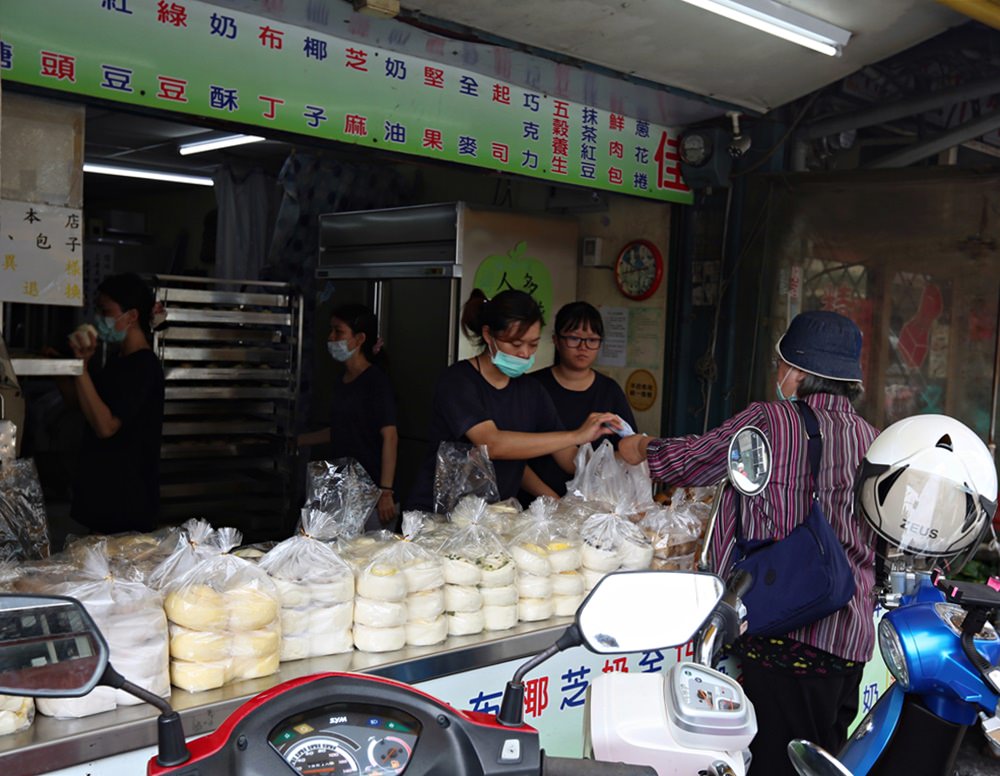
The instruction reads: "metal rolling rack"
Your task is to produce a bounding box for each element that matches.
[152,275,302,540]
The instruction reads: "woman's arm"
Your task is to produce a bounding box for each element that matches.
[552,445,578,474]
[465,411,618,460]
[376,425,399,524]
[521,465,558,499]
[74,370,122,439]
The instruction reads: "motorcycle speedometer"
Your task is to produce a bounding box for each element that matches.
[878,618,910,690]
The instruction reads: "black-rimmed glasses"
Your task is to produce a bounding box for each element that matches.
[559,335,603,350]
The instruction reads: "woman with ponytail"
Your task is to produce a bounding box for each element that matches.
[298,304,398,529]
[405,289,619,512]
[64,273,165,534]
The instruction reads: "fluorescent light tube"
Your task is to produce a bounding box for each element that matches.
[677,0,851,57]
[83,163,214,186]
[178,134,265,155]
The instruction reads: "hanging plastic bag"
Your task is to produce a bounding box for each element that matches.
[0,458,49,561]
[433,442,499,516]
[259,510,355,661]
[35,545,169,718]
[161,528,281,692]
[305,458,380,539]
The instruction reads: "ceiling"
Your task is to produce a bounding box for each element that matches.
[76,0,997,190]
[401,0,967,113]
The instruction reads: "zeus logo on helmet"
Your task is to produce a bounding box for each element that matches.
[899,520,939,540]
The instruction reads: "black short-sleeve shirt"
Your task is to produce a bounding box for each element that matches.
[328,364,397,488]
[406,360,564,510]
[526,367,637,496]
[72,349,165,534]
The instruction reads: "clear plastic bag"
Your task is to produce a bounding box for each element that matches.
[0,695,33,735]
[147,519,224,591]
[564,440,655,520]
[433,442,499,516]
[579,512,654,589]
[305,458,381,539]
[0,458,49,561]
[259,510,355,661]
[34,546,169,718]
[162,527,282,692]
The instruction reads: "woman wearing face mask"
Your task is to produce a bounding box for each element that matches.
[63,273,165,535]
[297,304,398,529]
[526,301,637,497]
[618,310,878,776]
[405,289,620,512]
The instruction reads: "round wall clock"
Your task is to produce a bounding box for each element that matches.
[614,240,663,301]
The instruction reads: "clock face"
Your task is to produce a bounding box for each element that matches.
[614,240,663,301]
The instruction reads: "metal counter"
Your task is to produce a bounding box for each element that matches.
[0,617,572,774]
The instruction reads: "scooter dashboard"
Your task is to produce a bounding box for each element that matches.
[269,702,422,776]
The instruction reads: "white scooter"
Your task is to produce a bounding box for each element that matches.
[585,425,771,776]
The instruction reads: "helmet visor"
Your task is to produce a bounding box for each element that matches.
[863,449,989,558]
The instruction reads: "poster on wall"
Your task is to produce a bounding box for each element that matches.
[596,306,628,368]
[459,208,578,366]
[0,199,84,306]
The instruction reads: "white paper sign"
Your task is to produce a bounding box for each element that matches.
[596,306,628,368]
[0,199,84,306]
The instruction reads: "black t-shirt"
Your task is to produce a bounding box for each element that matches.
[406,360,564,510]
[526,367,637,496]
[72,349,165,534]
[328,364,397,488]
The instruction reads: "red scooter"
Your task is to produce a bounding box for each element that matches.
[0,570,725,776]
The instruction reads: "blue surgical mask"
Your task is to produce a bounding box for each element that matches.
[776,370,797,401]
[327,340,357,362]
[488,339,534,378]
[95,314,127,344]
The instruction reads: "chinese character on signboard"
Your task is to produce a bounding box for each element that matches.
[0,199,84,306]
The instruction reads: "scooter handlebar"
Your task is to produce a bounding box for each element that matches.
[541,754,658,776]
[726,569,753,603]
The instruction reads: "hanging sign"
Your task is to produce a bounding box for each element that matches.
[0,199,84,306]
[0,0,692,204]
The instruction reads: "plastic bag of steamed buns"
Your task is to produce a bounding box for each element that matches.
[156,526,281,693]
[435,498,517,636]
[579,511,654,592]
[31,544,170,718]
[259,510,355,661]
[511,497,584,621]
[0,561,35,733]
[351,530,447,651]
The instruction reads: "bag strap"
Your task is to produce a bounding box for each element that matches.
[793,400,823,498]
[734,400,822,546]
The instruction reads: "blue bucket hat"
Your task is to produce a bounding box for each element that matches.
[776,310,863,382]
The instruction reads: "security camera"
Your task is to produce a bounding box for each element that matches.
[727,111,752,159]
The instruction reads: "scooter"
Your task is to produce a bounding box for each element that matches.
[786,414,1000,776]
[0,569,728,776]
[584,425,770,776]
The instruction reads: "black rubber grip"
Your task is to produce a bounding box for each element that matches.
[541,754,658,776]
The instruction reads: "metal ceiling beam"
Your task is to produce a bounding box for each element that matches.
[803,75,1000,139]
[866,106,1000,168]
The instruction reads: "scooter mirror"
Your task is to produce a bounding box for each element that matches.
[577,571,724,653]
[0,595,109,698]
[727,425,771,496]
[787,739,852,776]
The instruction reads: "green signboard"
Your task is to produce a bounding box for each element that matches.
[0,0,693,204]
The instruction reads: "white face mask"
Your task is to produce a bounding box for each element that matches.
[327,340,357,362]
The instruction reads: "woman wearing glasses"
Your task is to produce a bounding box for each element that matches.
[405,291,620,511]
[527,301,637,497]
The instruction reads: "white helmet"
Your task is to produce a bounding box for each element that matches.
[857,415,998,559]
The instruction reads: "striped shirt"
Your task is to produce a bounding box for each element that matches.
[646,393,879,663]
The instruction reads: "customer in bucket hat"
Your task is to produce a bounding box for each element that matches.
[619,310,877,776]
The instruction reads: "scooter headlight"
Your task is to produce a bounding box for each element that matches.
[878,617,910,690]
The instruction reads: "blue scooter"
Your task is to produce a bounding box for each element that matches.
[788,568,1000,775]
